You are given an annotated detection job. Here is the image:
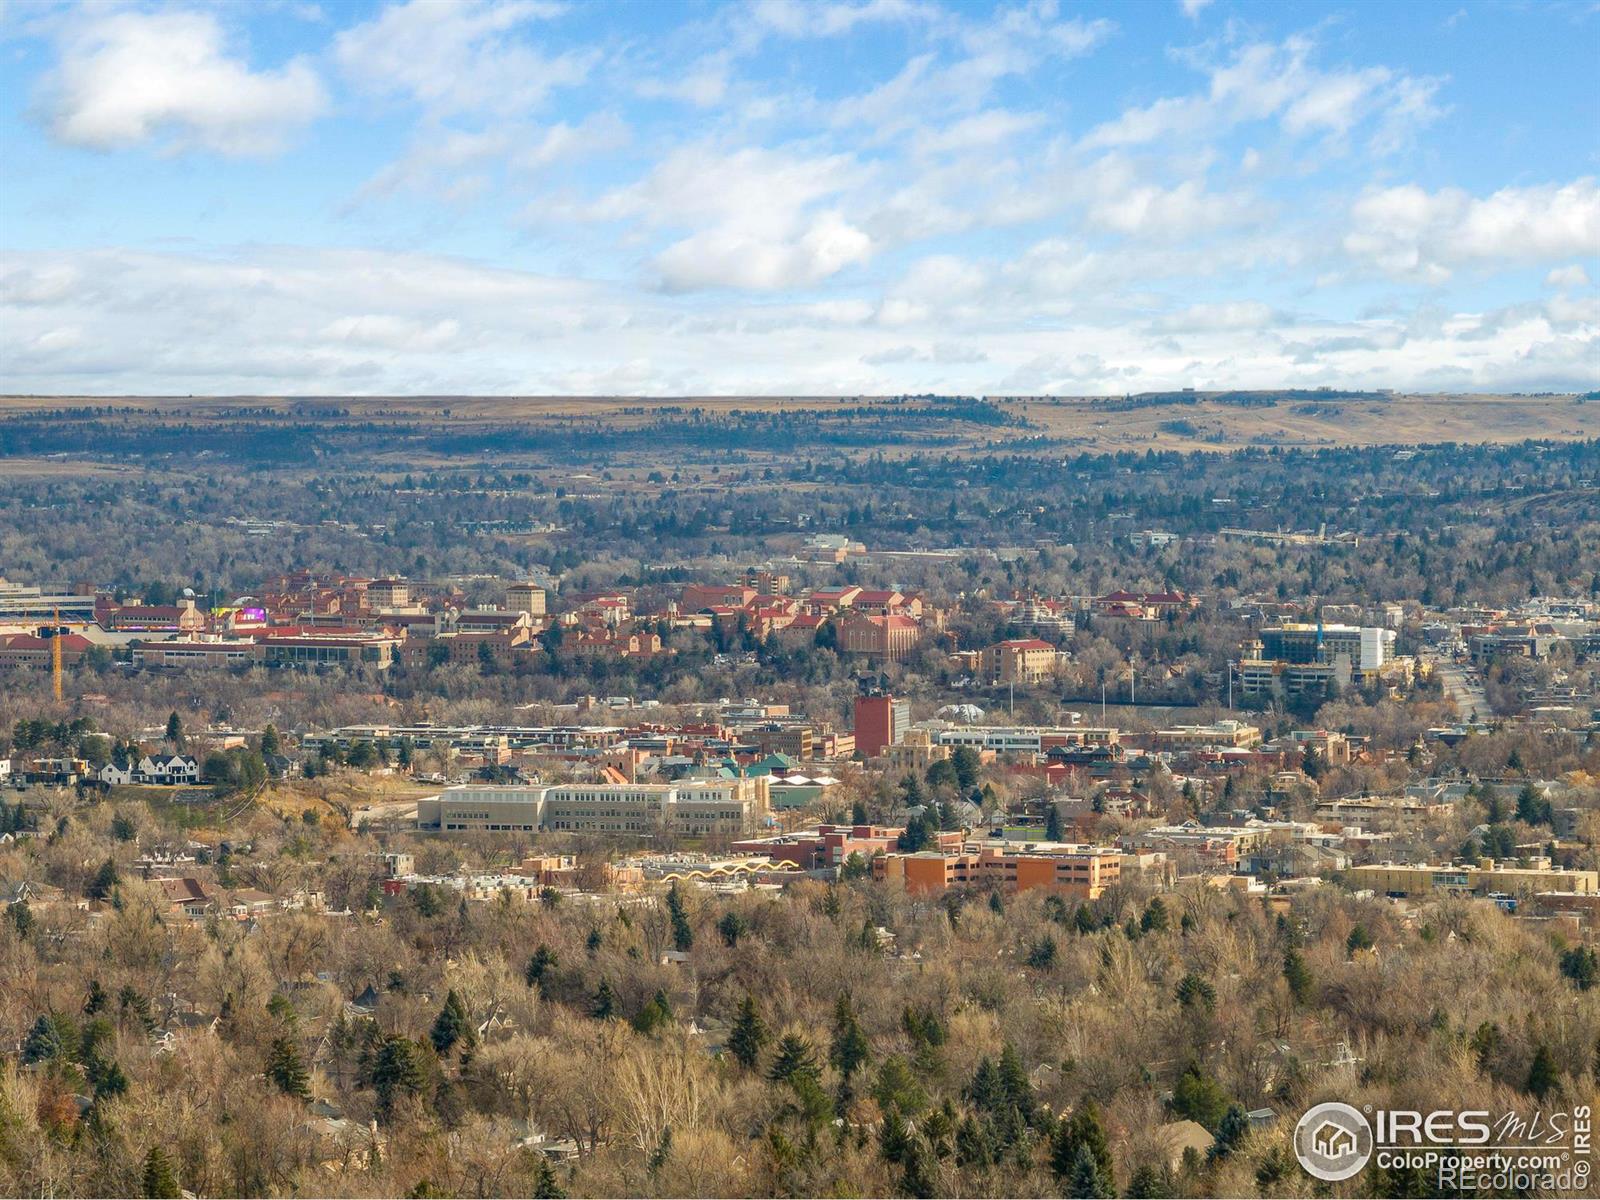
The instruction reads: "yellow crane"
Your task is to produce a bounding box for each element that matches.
[50,607,63,702]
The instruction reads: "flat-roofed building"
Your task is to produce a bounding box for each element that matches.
[1150,720,1262,750]
[419,776,769,838]
[874,841,1122,898]
[978,638,1060,684]
[0,579,97,622]
[1348,858,1599,897]
[930,725,1120,754]
[257,629,401,668]
[418,787,544,832]
[367,579,410,608]
[1241,623,1398,698]
[132,638,258,669]
[505,581,547,617]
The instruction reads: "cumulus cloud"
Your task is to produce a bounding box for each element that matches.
[335,0,589,117]
[1086,179,1262,239]
[749,0,931,38]
[35,10,326,155]
[6,3,1594,397]
[7,244,1593,397]
[833,5,1112,131]
[654,212,872,291]
[1155,301,1276,332]
[636,57,732,108]
[1082,36,1441,153]
[1344,178,1600,278]
[1546,264,1593,290]
[593,144,874,291]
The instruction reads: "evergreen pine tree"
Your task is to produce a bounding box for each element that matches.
[1527,1043,1559,1100]
[1124,1163,1171,1198]
[531,1157,565,1200]
[767,1034,820,1084]
[6,898,33,939]
[1209,1104,1250,1159]
[830,995,870,1080]
[631,990,673,1035]
[1067,1144,1110,1198]
[1052,1099,1113,1182]
[879,1107,910,1164]
[525,944,558,994]
[591,981,617,1020]
[141,1146,180,1199]
[429,989,473,1058]
[372,1037,427,1118]
[900,1133,938,1198]
[1283,948,1314,1004]
[717,911,748,947]
[22,1014,66,1064]
[728,995,769,1070]
[996,1043,1036,1125]
[1140,898,1169,932]
[666,882,694,952]
[87,858,118,901]
[268,1034,311,1100]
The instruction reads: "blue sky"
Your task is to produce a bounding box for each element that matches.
[2,0,1597,395]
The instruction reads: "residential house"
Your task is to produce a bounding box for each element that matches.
[135,754,202,785]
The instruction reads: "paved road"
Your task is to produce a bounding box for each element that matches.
[1429,656,1489,721]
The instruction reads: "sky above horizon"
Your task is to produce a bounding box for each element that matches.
[2,0,1598,397]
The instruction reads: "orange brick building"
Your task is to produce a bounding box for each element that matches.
[874,842,1123,899]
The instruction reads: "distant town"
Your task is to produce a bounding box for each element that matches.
[2,424,1598,1199]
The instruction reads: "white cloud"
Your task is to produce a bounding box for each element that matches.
[335,0,589,117]
[832,5,1112,132]
[749,0,931,38]
[1345,179,1600,278]
[321,315,466,351]
[1179,0,1214,18]
[655,212,872,291]
[636,56,732,108]
[4,245,1597,395]
[1082,170,1263,240]
[1155,301,1275,332]
[593,144,874,291]
[1082,36,1440,154]
[1547,264,1593,290]
[35,10,325,155]
[911,109,1045,155]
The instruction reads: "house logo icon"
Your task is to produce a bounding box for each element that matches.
[1294,1102,1373,1181]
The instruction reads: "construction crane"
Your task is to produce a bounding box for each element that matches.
[52,607,63,701]
[37,607,64,701]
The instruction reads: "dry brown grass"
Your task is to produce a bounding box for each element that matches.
[1,391,1594,453]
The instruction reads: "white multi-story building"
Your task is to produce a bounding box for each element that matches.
[0,579,97,622]
[1239,623,1400,698]
[417,776,770,838]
